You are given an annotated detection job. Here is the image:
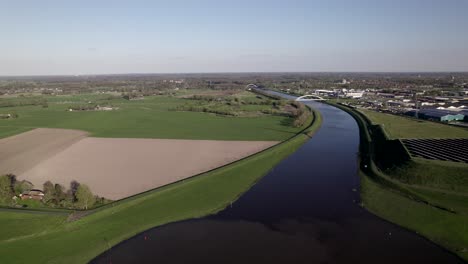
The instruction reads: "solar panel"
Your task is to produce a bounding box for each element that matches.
[402,138,468,163]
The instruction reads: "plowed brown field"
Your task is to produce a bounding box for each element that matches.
[0,128,277,200]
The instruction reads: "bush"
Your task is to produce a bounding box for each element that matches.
[289,102,311,127]
[0,175,13,204]
[75,185,96,210]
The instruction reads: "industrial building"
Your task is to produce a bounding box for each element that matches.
[417,109,465,122]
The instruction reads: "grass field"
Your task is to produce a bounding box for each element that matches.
[334,104,468,261]
[0,108,322,264]
[361,175,468,260]
[359,109,468,139]
[388,157,468,192]
[0,92,302,141]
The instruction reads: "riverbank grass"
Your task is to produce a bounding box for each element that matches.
[336,104,468,261]
[359,109,468,139]
[361,175,468,260]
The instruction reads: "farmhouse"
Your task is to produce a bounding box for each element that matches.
[19,189,45,201]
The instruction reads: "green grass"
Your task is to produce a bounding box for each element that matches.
[408,186,468,215]
[387,158,468,192]
[0,211,67,242]
[13,199,49,209]
[361,175,468,260]
[0,110,322,264]
[0,94,302,141]
[360,109,468,139]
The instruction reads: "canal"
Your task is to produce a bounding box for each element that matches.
[92,93,462,263]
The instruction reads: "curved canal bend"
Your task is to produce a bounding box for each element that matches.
[93,93,462,264]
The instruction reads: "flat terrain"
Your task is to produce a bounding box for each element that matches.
[0,128,277,200]
[18,136,277,200]
[0,128,88,175]
[359,109,468,139]
[0,111,321,264]
[0,93,302,141]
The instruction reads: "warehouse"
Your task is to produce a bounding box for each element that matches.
[418,109,465,122]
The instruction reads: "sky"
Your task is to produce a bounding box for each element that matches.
[0,0,467,75]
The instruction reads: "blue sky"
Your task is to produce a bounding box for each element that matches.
[1,0,467,75]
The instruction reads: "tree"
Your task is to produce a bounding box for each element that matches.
[70,180,80,202]
[43,181,55,204]
[6,174,16,186]
[14,180,33,194]
[75,184,95,210]
[54,184,66,202]
[63,189,75,208]
[0,175,13,204]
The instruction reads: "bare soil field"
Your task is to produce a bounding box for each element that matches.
[4,129,278,200]
[0,128,88,175]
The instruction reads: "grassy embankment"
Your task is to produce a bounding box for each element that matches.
[0,103,322,264]
[0,91,303,141]
[360,109,468,139]
[359,109,468,195]
[333,104,468,261]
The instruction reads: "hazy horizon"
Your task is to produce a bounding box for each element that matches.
[3,70,468,78]
[2,0,468,76]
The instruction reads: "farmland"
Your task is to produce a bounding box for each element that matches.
[13,133,277,200]
[0,107,322,264]
[0,91,303,141]
[0,128,88,176]
[0,90,309,205]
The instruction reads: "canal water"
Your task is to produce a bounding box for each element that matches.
[92,94,462,263]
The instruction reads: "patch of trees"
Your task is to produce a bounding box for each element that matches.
[0,174,108,210]
[188,94,284,108]
[0,97,48,108]
[0,175,14,204]
[290,101,311,127]
[121,92,145,100]
[68,104,99,111]
[176,93,306,123]
[188,95,220,101]
[172,104,240,116]
[42,180,107,209]
[0,174,33,205]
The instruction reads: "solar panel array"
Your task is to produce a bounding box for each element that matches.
[401,139,468,163]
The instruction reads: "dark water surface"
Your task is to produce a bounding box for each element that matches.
[92,93,462,264]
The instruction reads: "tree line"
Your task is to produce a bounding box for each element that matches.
[0,97,48,108]
[0,174,108,210]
